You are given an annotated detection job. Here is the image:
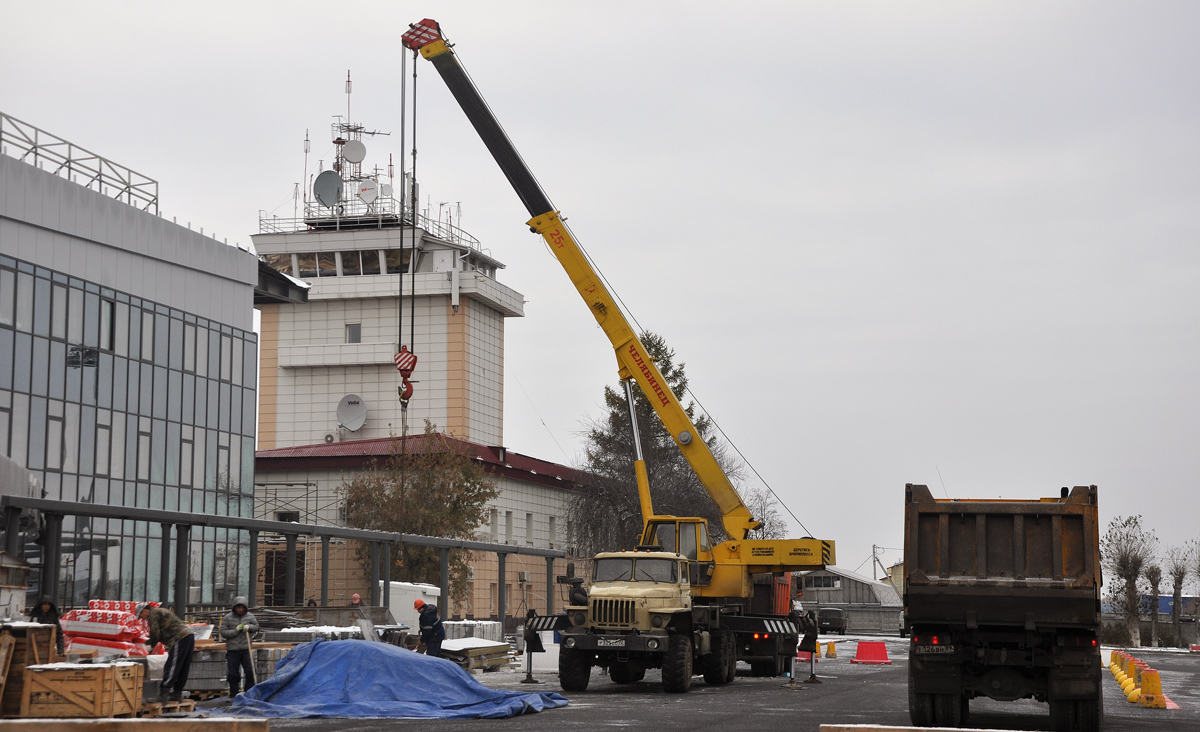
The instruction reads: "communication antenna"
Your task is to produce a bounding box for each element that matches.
[312,170,343,208]
[303,130,310,206]
[346,70,352,126]
[336,394,368,432]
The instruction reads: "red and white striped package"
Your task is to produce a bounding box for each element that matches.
[59,609,148,642]
[65,636,166,657]
[87,600,160,613]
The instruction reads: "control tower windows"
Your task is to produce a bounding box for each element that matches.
[339,251,362,276]
[383,249,410,275]
[316,253,336,278]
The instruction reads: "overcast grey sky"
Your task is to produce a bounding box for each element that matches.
[4,1,1197,580]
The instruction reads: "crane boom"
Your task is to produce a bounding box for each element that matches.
[401,19,760,540]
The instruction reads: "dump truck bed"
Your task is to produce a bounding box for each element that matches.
[903,484,1101,629]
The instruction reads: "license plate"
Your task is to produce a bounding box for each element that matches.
[916,644,955,654]
[597,638,626,648]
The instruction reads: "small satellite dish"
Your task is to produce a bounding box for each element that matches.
[380,183,393,198]
[313,170,343,208]
[358,179,379,204]
[342,140,367,164]
[336,394,368,432]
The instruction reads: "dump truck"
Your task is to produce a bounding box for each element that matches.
[903,484,1103,731]
[400,18,834,692]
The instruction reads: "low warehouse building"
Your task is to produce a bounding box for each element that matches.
[798,566,903,634]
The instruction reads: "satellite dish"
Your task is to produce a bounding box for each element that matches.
[358,179,379,204]
[336,394,368,432]
[313,170,343,208]
[380,183,393,198]
[342,140,367,164]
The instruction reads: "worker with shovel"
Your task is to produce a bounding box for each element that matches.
[219,597,260,698]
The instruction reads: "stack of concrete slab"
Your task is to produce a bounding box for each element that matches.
[443,620,502,642]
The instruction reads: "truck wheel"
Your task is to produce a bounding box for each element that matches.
[1076,696,1101,732]
[1048,697,1075,732]
[661,634,693,693]
[723,631,737,683]
[933,694,962,727]
[703,630,732,686]
[609,661,644,684]
[908,684,934,727]
[959,696,969,725]
[558,648,592,692]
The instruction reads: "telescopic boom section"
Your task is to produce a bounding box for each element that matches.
[402,19,760,540]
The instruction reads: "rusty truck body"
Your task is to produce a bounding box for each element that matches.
[903,483,1103,731]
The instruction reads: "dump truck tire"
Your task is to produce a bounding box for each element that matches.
[559,648,592,692]
[662,634,693,693]
[934,693,963,727]
[1076,694,1102,732]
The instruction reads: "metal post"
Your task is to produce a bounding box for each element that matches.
[497,552,508,627]
[4,506,21,556]
[439,547,450,621]
[369,542,380,606]
[320,535,330,607]
[159,523,172,604]
[41,513,62,605]
[247,530,258,607]
[285,534,297,607]
[382,542,391,611]
[174,524,190,617]
[546,556,555,615]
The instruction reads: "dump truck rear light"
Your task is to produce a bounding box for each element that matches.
[753,633,760,639]
[931,636,939,645]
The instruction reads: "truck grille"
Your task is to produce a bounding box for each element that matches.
[590,598,635,626]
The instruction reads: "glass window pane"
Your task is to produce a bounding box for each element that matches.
[9,393,28,464]
[140,363,153,416]
[166,422,180,486]
[242,388,256,438]
[110,413,125,479]
[64,403,81,473]
[220,335,232,381]
[207,331,220,377]
[114,302,129,356]
[151,420,165,483]
[100,300,115,350]
[194,377,208,428]
[168,369,182,422]
[184,324,196,372]
[182,373,195,424]
[153,367,167,420]
[33,277,51,337]
[242,337,257,387]
[169,318,183,371]
[30,337,48,397]
[153,314,168,366]
[192,429,206,489]
[383,249,410,275]
[51,285,68,339]
[231,338,243,386]
[83,292,100,348]
[111,356,127,412]
[361,251,381,276]
[316,252,336,277]
[46,417,63,470]
[345,324,361,343]
[219,382,231,432]
[141,311,154,361]
[339,251,362,276]
[0,269,14,326]
[96,425,111,475]
[78,405,95,474]
[96,352,112,409]
[16,272,34,332]
[12,332,31,393]
[261,253,292,274]
[27,396,46,470]
[0,329,11,391]
[181,440,193,487]
[0,410,8,461]
[195,327,208,377]
[296,253,317,279]
[68,287,84,343]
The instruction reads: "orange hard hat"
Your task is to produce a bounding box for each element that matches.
[414,599,425,610]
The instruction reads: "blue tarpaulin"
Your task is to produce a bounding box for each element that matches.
[227,638,568,719]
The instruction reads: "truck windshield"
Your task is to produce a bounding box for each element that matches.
[593,558,678,583]
[593,558,634,582]
[634,558,678,583]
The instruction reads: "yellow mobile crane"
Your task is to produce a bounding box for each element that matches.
[402,19,834,689]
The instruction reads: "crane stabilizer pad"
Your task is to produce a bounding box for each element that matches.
[402,19,442,50]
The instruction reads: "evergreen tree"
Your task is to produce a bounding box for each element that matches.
[568,332,783,556]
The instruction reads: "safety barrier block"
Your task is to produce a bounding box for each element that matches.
[796,651,819,663]
[824,641,836,659]
[1137,668,1167,709]
[849,641,892,665]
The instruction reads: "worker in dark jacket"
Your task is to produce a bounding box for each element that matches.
[28,597,64,654]
[414,599,445,658]
[219,596,259,697]
[136,603,194,702]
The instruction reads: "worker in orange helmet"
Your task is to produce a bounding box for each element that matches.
[414,599,445,658]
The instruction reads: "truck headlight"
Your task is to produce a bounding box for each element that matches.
[572,612,586,626]
[651,615,666,628]
[646,639,659,650]
[563,637,576,648]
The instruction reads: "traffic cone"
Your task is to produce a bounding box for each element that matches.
[849,641,892,665]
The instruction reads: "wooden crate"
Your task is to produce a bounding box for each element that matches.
[19,663,143,718]
[1,625,58,717]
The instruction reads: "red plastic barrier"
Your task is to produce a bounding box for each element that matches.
[849,640,892,665]
[795,651,819,663]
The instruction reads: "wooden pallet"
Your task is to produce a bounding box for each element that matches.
[138,699,196,717]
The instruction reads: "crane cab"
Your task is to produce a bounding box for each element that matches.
[640,518,715,587]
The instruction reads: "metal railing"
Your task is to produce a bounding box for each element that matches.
[0,112,159,213]
[259,197,482,249]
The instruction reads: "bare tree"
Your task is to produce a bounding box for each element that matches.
[1166,542,1192,647]
[1099,515,1157,647]
[1145,562,1162,647]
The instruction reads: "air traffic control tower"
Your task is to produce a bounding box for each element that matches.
[253,116,524,450]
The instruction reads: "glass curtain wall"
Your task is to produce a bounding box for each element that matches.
[0,254,256,609]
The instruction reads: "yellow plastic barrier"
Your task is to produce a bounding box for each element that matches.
[1137,668,1167,709]
[824,641,836,659]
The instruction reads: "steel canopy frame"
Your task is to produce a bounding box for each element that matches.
[2,495,564,622]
